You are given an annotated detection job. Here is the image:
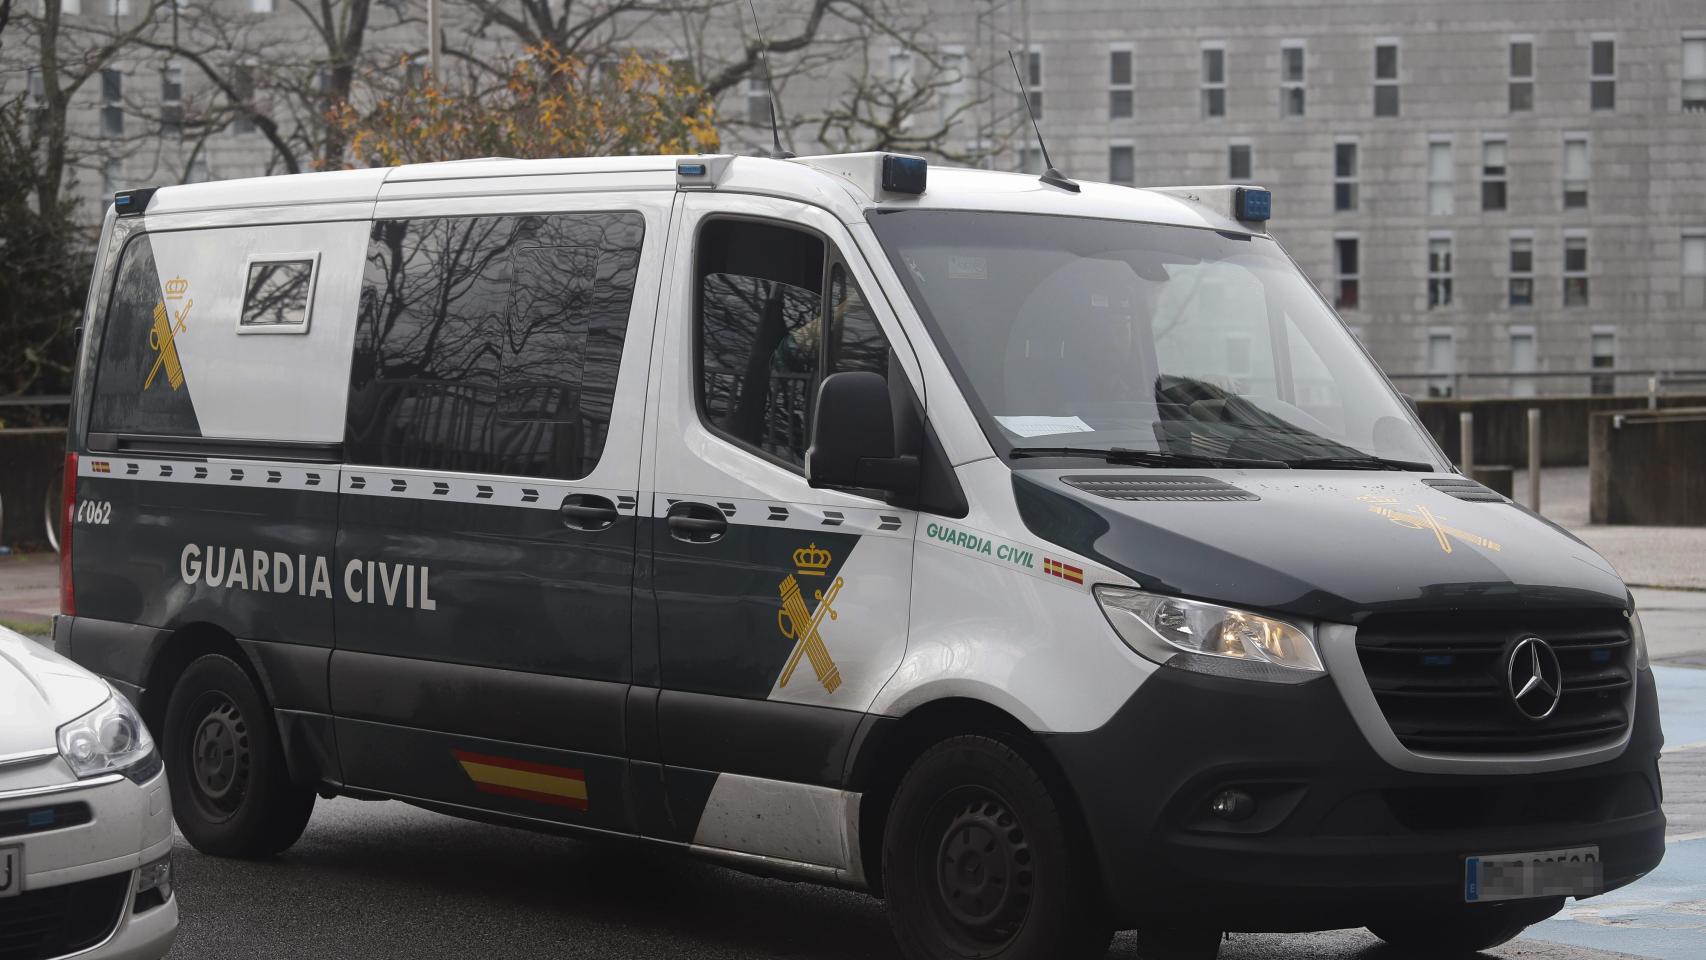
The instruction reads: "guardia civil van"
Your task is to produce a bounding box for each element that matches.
[56,153,1664,960]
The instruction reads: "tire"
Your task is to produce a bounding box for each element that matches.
[1367,899,1562,955]
[882,734,1113,960]
[163,653,315,857]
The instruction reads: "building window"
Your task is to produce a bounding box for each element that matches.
[108,0,129,14]
[250,0,274,11]
[185,155,208,184]
[1427,139,1454,215]
[1109,142,1135,185]
[27,66,43,101]
[1590,36,1615,111]
[1509,326,1538,397]
[1334,140,1358,211]
[161,64,183,136]
[939,45,968,125]
[1563,135,1589,209]
[232,63,256,135]
[1685,231,1706,309]
[101,158,122,198]
[100,68,123,137]
[1426,329,1456,398]
[1374,41,1399,117]
[1481,138,1507,211]
[1509,36,1535,111]
[1025,47,1043,118]
[1109,45,1134,119]
[1334,235,1359,310]
[1509,234,1534,307]
[1228,141,1252,180]
[1589,327,1616,395]
[63,0,81,13]
[1201,44,1226,118]
[1684,35,1706,112]
[1564,234,1590,307]
[1017,145,1038,175]
[1428,235,1454,309]
[746,62,772,127]
[1280,42,1305,117]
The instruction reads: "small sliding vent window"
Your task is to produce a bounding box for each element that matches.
[239,256,317,332]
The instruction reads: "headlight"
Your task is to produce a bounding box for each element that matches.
[1095,586,1325,682]
[56,688,159,782]
[1631,610,1649,671]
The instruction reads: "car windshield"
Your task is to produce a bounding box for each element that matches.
[867,210,1441,469]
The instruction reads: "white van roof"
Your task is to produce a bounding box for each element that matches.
[136,153,1267,236]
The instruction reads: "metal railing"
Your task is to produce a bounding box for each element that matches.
[1386,369,1706,402]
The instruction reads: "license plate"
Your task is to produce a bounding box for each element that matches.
[1465,845,1602,902]
[0,846,19,898]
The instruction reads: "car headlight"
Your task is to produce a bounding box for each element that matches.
[56,688,160,782]
[1631,609,1649,671]
[1095,586,1325,683]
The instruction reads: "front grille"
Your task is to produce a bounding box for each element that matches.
[0,872,129,960]
[0,803,92,840]
[1355,609,1634,755]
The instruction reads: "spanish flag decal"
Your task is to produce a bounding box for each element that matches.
[453,750,588,811]
[1042,558,1085,584]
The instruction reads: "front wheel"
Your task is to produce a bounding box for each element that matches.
[163,653,315,857]
[1368,898,1563,955]
[882,734,1112,960]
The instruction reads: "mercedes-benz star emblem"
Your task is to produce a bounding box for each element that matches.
[1507,636,1564,720]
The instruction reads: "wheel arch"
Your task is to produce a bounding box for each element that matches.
[138,621,258,736]
[846,695,1102,903]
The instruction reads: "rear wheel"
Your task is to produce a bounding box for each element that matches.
[882,734,1112,960]
[163,653,314,857]
[1368,899,1563,955]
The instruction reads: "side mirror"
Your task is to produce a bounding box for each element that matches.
[806,372,919,494]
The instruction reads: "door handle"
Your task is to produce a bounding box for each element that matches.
[666,502,728,544]
[559,494,619,531]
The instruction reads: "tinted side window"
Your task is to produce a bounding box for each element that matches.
[89,234,203,436]
[696,220,826,468]
[346,212,644,479]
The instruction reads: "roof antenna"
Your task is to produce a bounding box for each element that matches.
[745,0,794,159]
[1008,50,1079,193]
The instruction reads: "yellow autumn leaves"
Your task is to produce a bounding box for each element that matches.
[331,44,721,167]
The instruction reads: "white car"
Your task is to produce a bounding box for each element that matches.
[1,626,176,959]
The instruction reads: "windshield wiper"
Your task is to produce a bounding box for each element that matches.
[1281,455,1435,472]
[1009,446,1289,469]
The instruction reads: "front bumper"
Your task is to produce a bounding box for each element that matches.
[1044,664,1666,932]
[1,765,178,958]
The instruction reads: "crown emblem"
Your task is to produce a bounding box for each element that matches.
[793,542,832,576]
[164,276,189,299]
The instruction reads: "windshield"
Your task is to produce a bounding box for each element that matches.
[867,210,1440,468]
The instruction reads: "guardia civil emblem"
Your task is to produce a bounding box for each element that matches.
[777,543,844,694]
[146,276,192,392]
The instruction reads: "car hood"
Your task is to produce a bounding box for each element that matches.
[1013,470,1630,624]
[0,626,110,757]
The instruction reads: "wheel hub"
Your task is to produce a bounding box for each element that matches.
[934,798,1033,940]
[189,698,250,812]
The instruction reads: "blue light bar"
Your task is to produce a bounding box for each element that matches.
[881,154,928,195]
[1235,187,1271,222]
[677,161,708,177]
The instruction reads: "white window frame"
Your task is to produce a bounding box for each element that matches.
[1280,40,1305,118]
[1589,32,1616,111]
[1200,41,1226,119]
[1564,230,1591,307]
[1508,229,1535,308]
[1563,133,1590,209]
[1481,135,1508,212]
[1108,137,1136,186]
[1509,34,1535,112]
[1684,228,1706,309]
[1333,135,1358,212]
[1108,42,1135,120]
[1334,231,1360,311]
[237,253,320,335]
[1428,231,1455,309]
[1373,38,1400,117]
[1683,32,1706,112]
[1427,135,1454,216]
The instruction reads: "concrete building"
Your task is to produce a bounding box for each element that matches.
[10,0,1706,390]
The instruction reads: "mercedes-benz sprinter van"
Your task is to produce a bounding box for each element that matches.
[56,153,1664,960]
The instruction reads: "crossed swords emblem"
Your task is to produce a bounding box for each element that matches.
[145,294,192,391]
[1358,495,1502,554]
[777,566,844,694]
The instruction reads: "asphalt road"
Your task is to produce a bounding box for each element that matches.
[163,795,1650,960]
